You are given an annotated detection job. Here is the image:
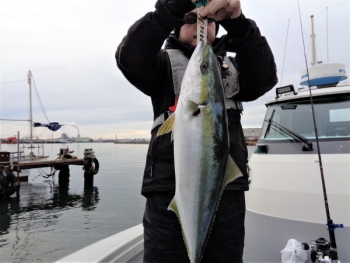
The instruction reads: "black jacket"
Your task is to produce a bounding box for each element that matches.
[116,0,277,196]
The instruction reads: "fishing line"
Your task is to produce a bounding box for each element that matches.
[315,37,323,63]
[297,0,340,260]
[306,40,310,62]
[279,19,290,87]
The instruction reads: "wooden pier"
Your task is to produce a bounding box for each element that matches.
[12,158,84,170]
[245,141,257,146]
[0,148,99,198]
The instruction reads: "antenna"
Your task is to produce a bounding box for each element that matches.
[326,7,329,63]
[279,19,290,87]
[310,15,317,65]
[297,1,342,261]
[28,71,34,154]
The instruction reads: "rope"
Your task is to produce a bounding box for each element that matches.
[0,80,27,85]
[30,72,50,123]
[37,167,57,179]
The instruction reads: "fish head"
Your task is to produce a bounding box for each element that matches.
[179,40,225,118]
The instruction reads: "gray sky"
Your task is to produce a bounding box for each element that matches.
[1,0,349,140]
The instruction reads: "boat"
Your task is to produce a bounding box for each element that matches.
[56,224,144,263]
[9,151,32,180]
[1,71,70,191]
[0,136,18,144]
[55,72,349,263]
[244,15,349,263]
[245,82,349,262]
[46,132,70,143]
[57,16,349,263]
[57,138,68,143]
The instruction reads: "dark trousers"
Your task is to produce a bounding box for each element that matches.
[143,190,245,263]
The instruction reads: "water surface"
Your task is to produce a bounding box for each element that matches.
[0,143,147,262]
[0,143,256,262]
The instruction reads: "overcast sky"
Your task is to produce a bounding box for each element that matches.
[1,0,349,140]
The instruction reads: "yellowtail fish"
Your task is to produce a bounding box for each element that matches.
[158,40,242,263]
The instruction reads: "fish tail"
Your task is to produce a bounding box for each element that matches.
[197,156,243,262]
[168,198,191,259]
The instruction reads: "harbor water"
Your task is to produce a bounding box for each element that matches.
[0,143,256,262]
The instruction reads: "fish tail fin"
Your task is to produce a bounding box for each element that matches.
[168,198,191,260]
[157,114,175,136]
[223,156,243,187]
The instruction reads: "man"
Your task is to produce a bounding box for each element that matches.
[116,0,277,262]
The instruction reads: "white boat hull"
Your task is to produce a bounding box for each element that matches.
[247,153,349,226]
[245,151,350,263]
[55,224,143,263]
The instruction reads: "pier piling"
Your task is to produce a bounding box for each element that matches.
[57,165,70,186]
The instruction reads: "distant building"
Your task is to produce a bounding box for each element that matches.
[115,138,150,144]
[61,133,69,140]
[243,128,261,140]
[74,137,93,142]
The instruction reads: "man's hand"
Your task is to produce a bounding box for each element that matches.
[195,0,241,21]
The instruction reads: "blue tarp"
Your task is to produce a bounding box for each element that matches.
[34,122,63,131]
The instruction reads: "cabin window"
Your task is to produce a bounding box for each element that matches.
[330,108,350,122]
[261,94,350,140]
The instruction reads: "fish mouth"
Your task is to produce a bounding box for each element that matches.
[193,41,206,62]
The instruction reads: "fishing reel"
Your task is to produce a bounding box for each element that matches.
[309,238,341,263]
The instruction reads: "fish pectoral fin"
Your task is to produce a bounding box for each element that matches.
[157,114,175,136]
[186,99,200,116]
[223,156,243,186]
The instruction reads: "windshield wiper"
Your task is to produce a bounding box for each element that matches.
[264,109,275,138]
[264,119,314,151]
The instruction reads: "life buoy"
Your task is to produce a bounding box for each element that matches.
[3,172,18,189]
[83,158,99,175]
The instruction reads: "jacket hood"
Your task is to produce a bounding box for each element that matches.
[164,34,228,58]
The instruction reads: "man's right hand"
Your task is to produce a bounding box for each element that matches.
[193,0,241,21]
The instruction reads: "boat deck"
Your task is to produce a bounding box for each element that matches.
[127,252,143,262]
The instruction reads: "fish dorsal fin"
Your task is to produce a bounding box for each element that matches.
[157,113,175,136]
[223,156,243,187]
[168,198,190,258]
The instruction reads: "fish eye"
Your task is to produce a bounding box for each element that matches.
[201,63,208,70]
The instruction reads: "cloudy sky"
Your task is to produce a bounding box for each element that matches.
[1,0,349,140]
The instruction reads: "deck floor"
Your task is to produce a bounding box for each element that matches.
[127,251,143,263]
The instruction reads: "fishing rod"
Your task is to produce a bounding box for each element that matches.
[296,1,343,262]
